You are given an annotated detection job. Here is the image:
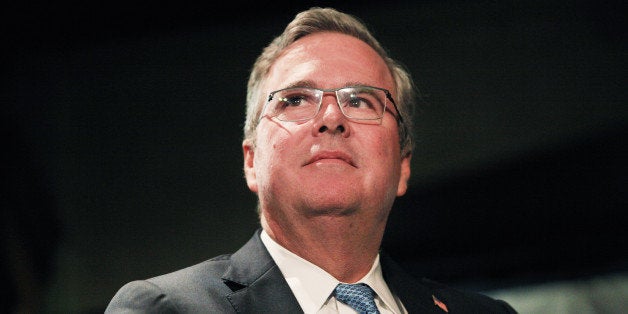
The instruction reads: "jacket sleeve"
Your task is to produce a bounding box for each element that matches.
[105,280,181,314]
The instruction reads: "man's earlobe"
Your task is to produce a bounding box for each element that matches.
[243,140,258,193]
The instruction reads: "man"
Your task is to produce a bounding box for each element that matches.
[106,7,517,313]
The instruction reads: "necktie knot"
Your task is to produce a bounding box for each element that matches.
[334,283,380,314]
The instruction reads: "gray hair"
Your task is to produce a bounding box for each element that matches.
[243,7,416,157]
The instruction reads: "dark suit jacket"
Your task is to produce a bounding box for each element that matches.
[105,229,516,313]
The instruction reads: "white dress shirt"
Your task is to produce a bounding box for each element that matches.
[260,230,407,314]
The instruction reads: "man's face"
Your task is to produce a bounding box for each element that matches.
[243,32,411,224]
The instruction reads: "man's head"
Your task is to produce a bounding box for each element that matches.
[243,7,416,157]
[242,7,416,232]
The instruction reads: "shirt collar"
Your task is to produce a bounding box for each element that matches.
[260,229,402,313]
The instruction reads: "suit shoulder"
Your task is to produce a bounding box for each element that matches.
[147,254,233,291]
[106,255,236,313]
[421,278,518,313]
[105,280,181,313]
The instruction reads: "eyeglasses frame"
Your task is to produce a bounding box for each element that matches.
[259,85,404,126]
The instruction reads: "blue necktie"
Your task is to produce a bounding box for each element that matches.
[334,283,380,314]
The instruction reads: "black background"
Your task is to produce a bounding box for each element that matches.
[3,0,626,312]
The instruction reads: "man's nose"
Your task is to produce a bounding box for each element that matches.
[314,94,350,136]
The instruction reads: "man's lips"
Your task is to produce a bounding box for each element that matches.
[305,151,356,167]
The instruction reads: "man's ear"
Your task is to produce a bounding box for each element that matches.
[396,154,411,197]
[243,140,258,193]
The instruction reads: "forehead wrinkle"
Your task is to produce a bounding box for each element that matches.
[282,80,379,90]
[265,33,395,96]
[284,80,316,89]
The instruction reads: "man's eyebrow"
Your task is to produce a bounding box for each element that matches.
[283,80,316,89]
[282,81,371,89]
[343,81,368,87]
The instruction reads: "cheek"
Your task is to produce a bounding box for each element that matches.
[264,129,291,154]
[361,127,402,180]
[257,120,311,155]
[364,126,399,157]
[254,126,295,173]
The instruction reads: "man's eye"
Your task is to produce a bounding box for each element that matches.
[347,96,376,109]
[281,95,306,106]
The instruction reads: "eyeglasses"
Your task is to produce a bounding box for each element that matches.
[260,85,404,124]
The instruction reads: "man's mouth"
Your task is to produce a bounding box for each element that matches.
[305,151,356,167]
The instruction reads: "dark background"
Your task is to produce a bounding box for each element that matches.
[3,0,626,312]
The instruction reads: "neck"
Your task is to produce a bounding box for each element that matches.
[261,210,387,283]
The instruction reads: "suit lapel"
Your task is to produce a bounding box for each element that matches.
[222,229,303,313]
[380,251,445,313]
[220,230,445,313]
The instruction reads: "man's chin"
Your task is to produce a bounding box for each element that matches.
[301,198,359,217]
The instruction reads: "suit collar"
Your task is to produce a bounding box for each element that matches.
[380,251,447,313]
[222,228,303,313]
[221,229,445,313]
